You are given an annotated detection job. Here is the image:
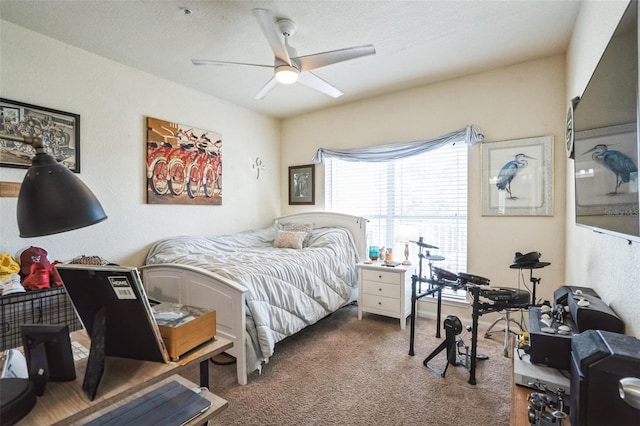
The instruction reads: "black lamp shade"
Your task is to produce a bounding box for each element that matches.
[17,152,107,237]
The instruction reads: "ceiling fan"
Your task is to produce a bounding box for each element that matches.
[192,8,376,100]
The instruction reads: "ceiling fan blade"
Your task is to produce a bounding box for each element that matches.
[192,59,272,68]
[254,77,279,100]
[295,44,376,72]
[297,72,343,98]
[253,8,291,65]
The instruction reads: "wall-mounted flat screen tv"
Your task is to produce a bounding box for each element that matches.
[573,0,639,241]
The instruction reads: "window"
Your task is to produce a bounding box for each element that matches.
[325,142,467,301]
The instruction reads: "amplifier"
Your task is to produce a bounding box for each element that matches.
[528,286,625,371]
[528,306,578,370]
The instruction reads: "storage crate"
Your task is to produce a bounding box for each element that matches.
[0,287,82,351]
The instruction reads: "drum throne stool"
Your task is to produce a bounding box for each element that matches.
[483,252,550,357]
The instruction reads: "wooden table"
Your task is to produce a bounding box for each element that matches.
[511,383,533,425]
[18,331,232,425]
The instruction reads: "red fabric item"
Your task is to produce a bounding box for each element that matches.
[19,247,50,276]
[49,261,63,287]
[22,262,50,290]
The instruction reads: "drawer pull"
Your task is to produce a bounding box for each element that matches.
[378,288,382,292]
[378,302,382,305]
[378,275,382,278]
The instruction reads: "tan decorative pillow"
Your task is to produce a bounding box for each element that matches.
[283,223,314,247]
[273,230,307,249]
[283,223,314,233]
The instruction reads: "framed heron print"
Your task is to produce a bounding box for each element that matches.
[482,136,553,216]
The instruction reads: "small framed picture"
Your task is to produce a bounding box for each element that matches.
[0,98,81,172]
[289,164,315,205]
[482,136,554,216]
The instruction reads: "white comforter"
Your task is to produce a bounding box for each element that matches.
[145,225,359,370]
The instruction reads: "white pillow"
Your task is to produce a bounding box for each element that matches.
[273,230,307,249]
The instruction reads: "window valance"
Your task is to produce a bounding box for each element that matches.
[311,124,483,163]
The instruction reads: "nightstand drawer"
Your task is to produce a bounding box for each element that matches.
[362,293,400,313]
[361,269,401,285]
[362,280,399,299]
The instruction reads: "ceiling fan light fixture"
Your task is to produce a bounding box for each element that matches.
[275,65,299,84]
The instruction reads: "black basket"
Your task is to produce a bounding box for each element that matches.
[0,287,82,351]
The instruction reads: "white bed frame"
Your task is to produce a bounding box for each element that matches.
[141,212,367,385]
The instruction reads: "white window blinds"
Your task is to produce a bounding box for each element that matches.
[326,142,468,299]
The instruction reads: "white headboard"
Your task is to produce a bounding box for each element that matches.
[276,212,368,261]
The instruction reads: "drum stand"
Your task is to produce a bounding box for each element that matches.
[484,308,524,358]
[408,239,445,357]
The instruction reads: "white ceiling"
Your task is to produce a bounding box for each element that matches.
[0,0,582,119]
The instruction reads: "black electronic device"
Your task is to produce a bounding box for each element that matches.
[529,286,624,371]
[431,266,459,284]
[570,330,640,425]
[528,306,579,371]
[566,293,624,334]
[513,251,540,265]
[480,287,530,304]
[554,286,599,306]
[572,0,639,242]
[20,324,76,396]
[457,272,490,286]
[0,378,37,425]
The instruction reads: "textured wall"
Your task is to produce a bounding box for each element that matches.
[281,55,567,324]
[0,21,281,266]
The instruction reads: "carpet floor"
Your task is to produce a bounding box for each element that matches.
[180,304,512,425]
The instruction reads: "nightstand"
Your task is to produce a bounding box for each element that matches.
[357,262,415,330]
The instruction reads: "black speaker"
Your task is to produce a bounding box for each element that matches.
[570,330,640,425]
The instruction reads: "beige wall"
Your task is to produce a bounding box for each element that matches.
[565,0,640,337]
[281,56,567,324]
[0,21,281,266]
[4,1,637,337]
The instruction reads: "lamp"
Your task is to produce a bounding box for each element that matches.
[395,226,418,266]
[275,65,299,84]
[4,134,107,237]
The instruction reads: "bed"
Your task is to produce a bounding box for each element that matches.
[141,212,367,385]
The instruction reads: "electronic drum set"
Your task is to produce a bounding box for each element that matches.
[408,237,531,385]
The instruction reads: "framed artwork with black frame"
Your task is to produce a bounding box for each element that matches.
[0,98,81,172]
[289,164,315,205]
